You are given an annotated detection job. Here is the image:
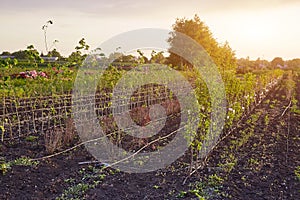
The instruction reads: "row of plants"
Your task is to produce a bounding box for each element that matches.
[0,62,284,148]
[57,165,109,200]
[0,55,284,168]
[0,156,39,175]
[182,69,299,199]
[184,68,283,171]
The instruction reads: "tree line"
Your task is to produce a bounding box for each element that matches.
[1,15,299,71]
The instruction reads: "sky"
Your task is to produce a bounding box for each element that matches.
[0,0,299,60]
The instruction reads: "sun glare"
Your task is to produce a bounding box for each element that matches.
[237,15,274,43]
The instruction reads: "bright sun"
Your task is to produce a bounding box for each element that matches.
[238,17,274,42]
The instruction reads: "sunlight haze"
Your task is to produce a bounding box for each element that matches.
[0,0,299,60]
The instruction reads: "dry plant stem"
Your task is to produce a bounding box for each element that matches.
[63,118,73,144]
[78,126,186,167]
[183,156,209,185]
[44,128,62,154]
[31,131,116,161]
[30,100,36,133]
[14,98,21,138]
[1,97,5,142]
[280,100,292,117]
[286,107,290,164]
[41,113,45,135]
[96,125,185,170]
[9,118,13,139]
[280,99,292,164]
[78,160,101,165]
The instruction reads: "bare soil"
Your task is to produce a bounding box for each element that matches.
[1,77,299,200]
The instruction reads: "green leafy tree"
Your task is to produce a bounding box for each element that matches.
[68,38,90,66]
[25,45,44,67]
[167,15,236,71]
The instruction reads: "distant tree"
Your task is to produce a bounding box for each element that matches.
[110,53,137,63]
[247,57,262,70]
[46,48,62,59]
[8,45,42,64]
[120,55,137,63]
[0,51,11,56]
[287,58,300,69]
[137,49,148,64]
[237,57,252,73]
[11,50,27,60]
[271,57,284,69]
[150,50,165,64]
[75,38,90,52]
[25,45,44,67]
[68,38,90,66]
[237,57,271,73]
[108,52,123,62]
[167,15,236,71]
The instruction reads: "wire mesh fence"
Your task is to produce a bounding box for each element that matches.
[0,82,194,143]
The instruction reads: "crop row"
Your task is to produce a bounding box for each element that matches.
[0,67,284,162]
